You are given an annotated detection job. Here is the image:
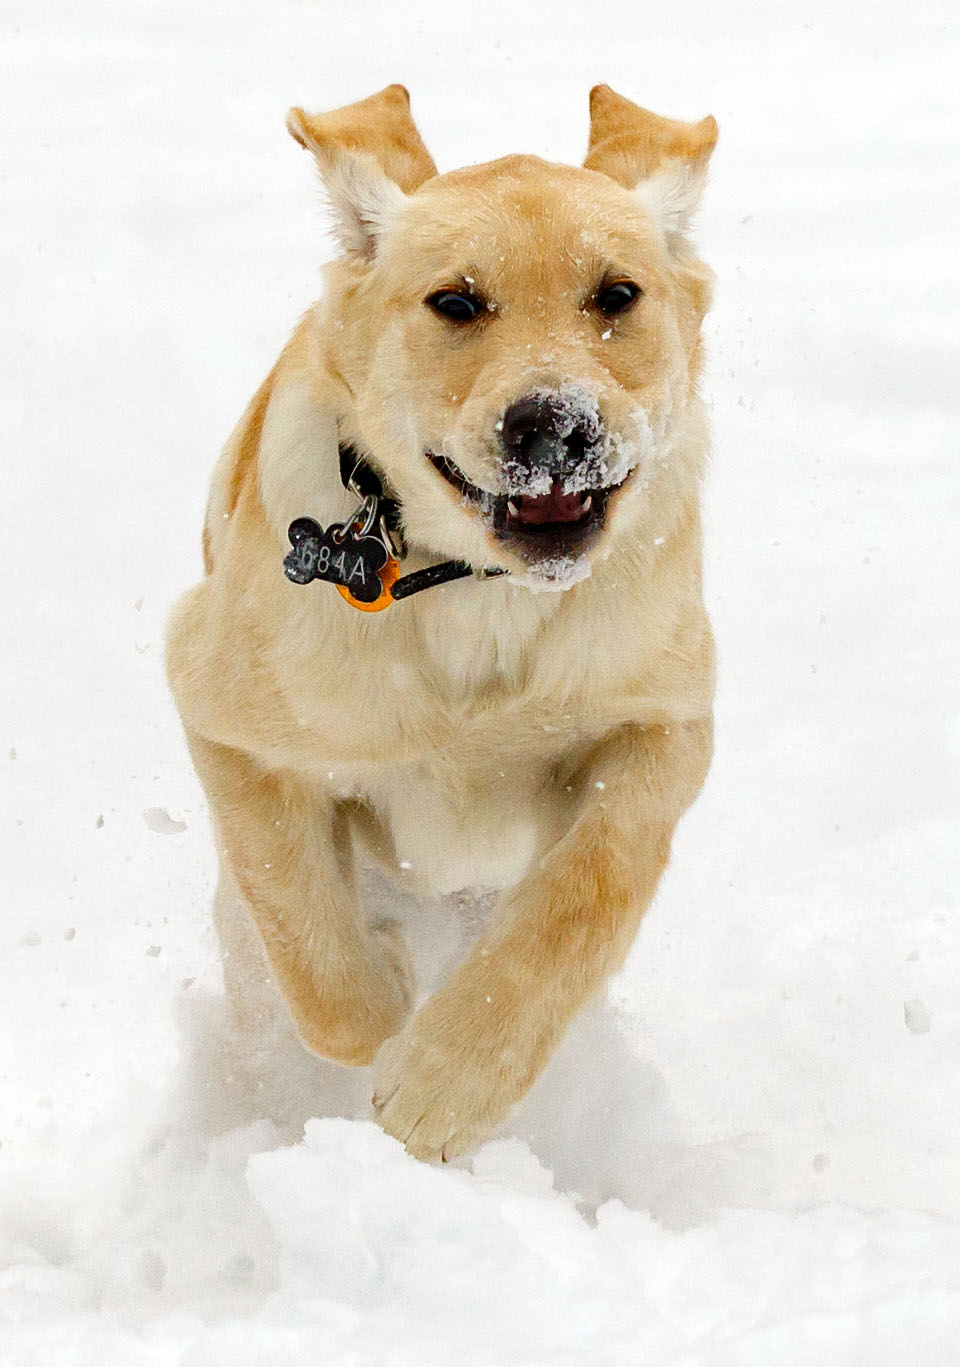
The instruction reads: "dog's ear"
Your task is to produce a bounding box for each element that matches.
[585,86,717,249]
[286,84,437,260]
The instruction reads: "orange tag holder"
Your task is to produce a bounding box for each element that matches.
[336,554,400,612]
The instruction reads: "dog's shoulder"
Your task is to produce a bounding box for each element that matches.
[201,312,343,576]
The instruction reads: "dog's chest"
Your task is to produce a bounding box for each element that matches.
[361,758,567,897]
[309,581,620,895]
[411,577,563,688]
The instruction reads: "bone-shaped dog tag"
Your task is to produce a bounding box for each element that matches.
[284,518,397,609]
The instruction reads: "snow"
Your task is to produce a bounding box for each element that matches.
[510,554,595,592]
[499,384,646,498]
[2,0,959,1362]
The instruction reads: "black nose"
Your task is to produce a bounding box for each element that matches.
[500,393,600,475]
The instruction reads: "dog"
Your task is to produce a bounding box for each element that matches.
[166,84,718,1162]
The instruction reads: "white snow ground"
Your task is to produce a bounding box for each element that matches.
[2,0,959,1361]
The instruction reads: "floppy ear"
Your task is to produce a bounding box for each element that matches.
[286,84,437,260]
[584,85,717,248]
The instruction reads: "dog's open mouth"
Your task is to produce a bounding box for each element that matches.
[427,452,625,562]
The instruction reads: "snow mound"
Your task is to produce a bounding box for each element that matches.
[5,1102,960,1367]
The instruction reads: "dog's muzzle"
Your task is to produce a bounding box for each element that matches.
[429,391,629,565]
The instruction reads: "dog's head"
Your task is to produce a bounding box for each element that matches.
[288,85,717,588]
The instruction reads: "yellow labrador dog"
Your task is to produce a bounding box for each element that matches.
[167,84,718,1161]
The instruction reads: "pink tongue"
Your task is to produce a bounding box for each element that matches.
[514,480,586,525]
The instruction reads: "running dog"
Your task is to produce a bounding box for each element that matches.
[166,84,718,1161]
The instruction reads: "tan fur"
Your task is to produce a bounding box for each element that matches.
[584,84,718,188]
[166,86,718,1160]
[287,84,437,193]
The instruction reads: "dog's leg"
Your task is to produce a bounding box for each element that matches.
[186,730,414,1066]
[373,718,712,1161]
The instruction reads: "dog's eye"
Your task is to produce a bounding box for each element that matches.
[426,290,483,323]
[595,281,642,316]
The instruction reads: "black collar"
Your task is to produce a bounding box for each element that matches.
[283,442,506,608]
[332,442,507,603]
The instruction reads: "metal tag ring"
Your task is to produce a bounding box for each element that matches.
[343,493,380,539]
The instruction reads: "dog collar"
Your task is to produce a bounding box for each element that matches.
[282,443,506,612]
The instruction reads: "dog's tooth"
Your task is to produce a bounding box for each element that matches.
[582,494,593,512]
[507,500,518,517]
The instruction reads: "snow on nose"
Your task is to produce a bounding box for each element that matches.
[500,389,604,488]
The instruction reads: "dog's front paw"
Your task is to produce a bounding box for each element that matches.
[372,993,525,1162]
